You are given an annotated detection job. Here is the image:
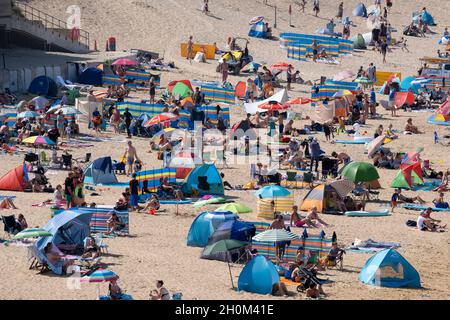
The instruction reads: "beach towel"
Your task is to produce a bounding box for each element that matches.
[346,238,400,253]
[403,204,450,212]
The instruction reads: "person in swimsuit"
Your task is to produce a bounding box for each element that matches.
[150,280,170,300]
[124,140,140,177]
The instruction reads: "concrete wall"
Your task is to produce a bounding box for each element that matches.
[9,15,89,53]
[0,0,12,17]
[0,63,69,93]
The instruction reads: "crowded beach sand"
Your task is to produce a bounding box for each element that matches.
[0,0,449,300]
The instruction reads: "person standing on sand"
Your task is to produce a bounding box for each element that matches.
[149,77,156,103]
[123,107,132,138]
[313,0,320,17]
[221,61,229,84]
[311,40,319,62]
[380,39,388,63]
[336,2,343,19]
[124,140,140,177]
[187,36,193,64]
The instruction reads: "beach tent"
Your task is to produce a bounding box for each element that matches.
[187,211,237,247]
[237,255,280,295]
[359,249,421,288]
[171,82,193,99]
[78,67,103,86]
[207,220,256,244]
[35,209,93,275]
[300,183,347,213]
[235,81,247,99]
[428,99,450,125]
[394,92,414,107]
[353,34,367,49]
[244,89,289,114]
[391,169,423,189]
[84,157,118,185]
[182,164,224,196]
[28,76,58,97]
[248,20,267,39]
[352,3,368,18]
[0,164,28,191]
[413,11,436,26]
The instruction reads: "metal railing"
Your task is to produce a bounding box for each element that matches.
[12,1,90,49]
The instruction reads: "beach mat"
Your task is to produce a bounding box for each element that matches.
[403,204,450,212]
[345,209,390,217]
[335,140,367,144]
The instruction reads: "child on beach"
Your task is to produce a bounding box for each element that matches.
[391,189,399,212]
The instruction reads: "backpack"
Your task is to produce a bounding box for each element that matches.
[406,220,417,227]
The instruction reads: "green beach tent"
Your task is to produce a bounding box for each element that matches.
[391,170,424,189]
[172,82,192,99]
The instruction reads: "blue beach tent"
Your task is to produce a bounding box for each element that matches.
[35,210,93,274]
[248,21,267,39]
[182,164,224,196]
[84,157,118,185]
[186,211,237,247]
[238,255,280,295]
[78,67,103,86]
[28,76,58,97]
[352,3,368,18]
[359,249,421,288]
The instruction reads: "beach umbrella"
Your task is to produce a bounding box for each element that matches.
[333,70,355,81]
[333,90,353,98]
[13,228,52,240]
[58,106,82,115]
[17,111,39,119]
[252,229,299,242]
[249,16,265,25]
[216,203,252,214]
[152,127,176,139]
[286,97,311,105]
[241,61,261,73]
[328,179,355,198]
[111,58,138,66]
[259,101,289,111]
[202,239,248,288]
[355,77,373,84]
[81,269,118,283]
[193,197,227,208]
[168,80,193,93]
[367,135,386,158]
[144,114,173,127]
[255,185,290,198]
[270,62,290,72]
[341,162,380,183]
[410,78,431,86]
[22,135,56,146]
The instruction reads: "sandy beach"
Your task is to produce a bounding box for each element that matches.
[0,0,449,300]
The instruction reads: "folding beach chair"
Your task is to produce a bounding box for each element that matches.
[301,172,315,189]
[2,215,19,239]
[62,154,73,170]
[285,171,299,188]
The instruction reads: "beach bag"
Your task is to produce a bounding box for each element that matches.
[406,220,417,227]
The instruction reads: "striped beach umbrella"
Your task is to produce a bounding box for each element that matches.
[255,185,291,199]
[80,269,118,283]
[13,228,52,240]
[22,135,56,146]
[216,203,252,214]
[252,229,299,242]
[18,111,39,119]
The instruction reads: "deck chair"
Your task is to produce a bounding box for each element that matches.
[302,172,315,189]
[27,246,51,274]
[75,152,91,164]
[325,249,345,271]
[62,154,73,170]
[2,215,19,239]
[39,151,49,165]
[215,150,227,168]
[285,171,298,188]
[202,151,212,163]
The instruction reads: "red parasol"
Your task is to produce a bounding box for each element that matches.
[286,97,312,105]
[259,101,289,111]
